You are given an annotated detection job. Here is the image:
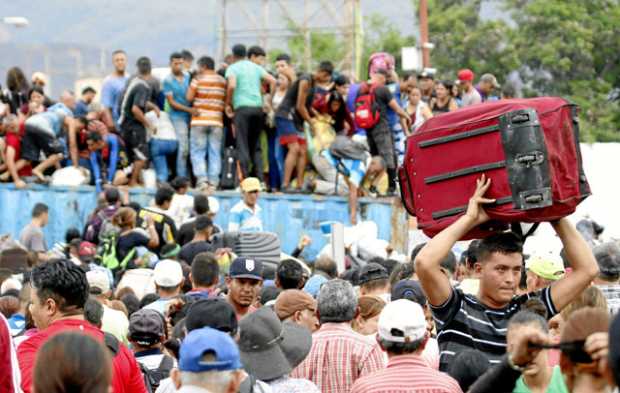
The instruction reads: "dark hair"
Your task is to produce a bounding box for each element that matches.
[32,203,48,218]
[522,298,548,319]
[84,297,104,328]
[340,268,360,286]
[508,310,548,333]
[155,185,175,206]
[464,240,481,269]
[170,176,190,191]
[379,337,425,355]
[373,257,398,275]
[318,61,334,76]
[139,293,160,309]
[334,74,349,86]
[181,49,194,61]
[85,131,102,144]
[277,259,305,290]
[411,243,426,262]
[402,71,417,81]
[120,293,140,317]
[436,79,454,95]
[476,232,523,263]
[112,49,126,57]
[104,187,120,205]
[440,251,457,275]
[34,332,112,393]
[136,56,152,75]
[6,67,28,92]
[195,215,213,232]
[197,56,215,70]
[360,278,390,293]
[447,350,490,392]
[260,286,282,306]
[314,256,338,279]
[0,295,19,318]
[191,252,220,288]
[232,44,247,58]
[81,86,96,96]
[275,53,291,63]
[65,227,81,244]
[169,52,184,63]
[248,45,266,58]
[193,194,210,215]
[31,259,89,313]
[28,85,45,100]
[389,261,415,287]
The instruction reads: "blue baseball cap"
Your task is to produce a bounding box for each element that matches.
[179,327,242,372]
[229,257,263,280]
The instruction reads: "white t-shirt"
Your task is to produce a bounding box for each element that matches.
[146,111,178,141]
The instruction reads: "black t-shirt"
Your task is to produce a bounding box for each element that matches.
[120,77,151,127]
[139,208,178,256]
[275,74,313,128]
[179,241,215,265]
[116,229,150,265]
[372,85,394,122]
[176,220,196,247]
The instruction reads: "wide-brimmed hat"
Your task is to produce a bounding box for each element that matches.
[238,307,312,381]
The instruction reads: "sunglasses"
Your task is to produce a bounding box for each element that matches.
[529,340,593,364]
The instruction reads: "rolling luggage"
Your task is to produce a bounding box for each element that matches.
[211,231,281,271]
[220,146,240,190]
[398,97,590,239]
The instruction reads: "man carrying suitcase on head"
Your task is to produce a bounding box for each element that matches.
[415,175,599,371]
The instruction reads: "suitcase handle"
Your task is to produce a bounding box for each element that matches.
[510,113,530,124]
[515,151,544,167]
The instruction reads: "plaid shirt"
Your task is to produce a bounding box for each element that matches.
[351,354,463,393]
[596,284,620,315]
[291,322,386,393]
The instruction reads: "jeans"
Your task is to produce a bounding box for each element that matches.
[267,128,281,189]
[234,106,265,178]
[172,117,190,178]
[190,125,223,186]
[149,138,178,183]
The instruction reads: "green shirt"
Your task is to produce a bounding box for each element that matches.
[225,60,267,109]
[513,366,569,393]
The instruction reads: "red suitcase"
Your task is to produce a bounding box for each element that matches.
[398,97,590,239]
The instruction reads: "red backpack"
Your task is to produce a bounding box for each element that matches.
[354,83,380,129]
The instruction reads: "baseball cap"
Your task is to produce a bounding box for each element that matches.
[418,70,434,80]
[229,257,263,281]
[79,241,97,261]
[153,259,184,287]
[86,269,111,294]
[593,242,620,278]
[185,299,238,334]
[480,73,500,88]
[129,309,165,345]
[457,69,474,82]
[378,299,427,343]
[358,263,389,285]
[391,280,427,306]
[240,177,261,193]
[179,327,243,372]
[274,289,317,320]
[526,254,565,281]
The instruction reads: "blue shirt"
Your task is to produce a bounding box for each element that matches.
[386,82,402,128]
[90,134,120,193]
[8,314,25,336]
[162,73,191,121]
[228,201,265,232]
[74,100,90,117]
[321,149,368,188]
[101,74,128,125]
[25,102,73,136]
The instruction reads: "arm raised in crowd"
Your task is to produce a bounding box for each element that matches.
[548,218,599,312]
[415,176,495,306]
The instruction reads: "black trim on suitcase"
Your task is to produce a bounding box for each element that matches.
[418,124,500,148]
[424,161,506,184]
[499,108,554,210]
[398,166,416,216]
[431,196,513,220]
[570,106,591,199]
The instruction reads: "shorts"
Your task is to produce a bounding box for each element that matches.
[120,121,148,162]
[21,124,64,162]
[276,116,306,146]
[368,120,397,169]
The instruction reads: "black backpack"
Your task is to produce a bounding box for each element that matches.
[104,333,174,393]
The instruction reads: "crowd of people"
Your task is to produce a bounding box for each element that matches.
[0,46,512,221]
[1,44,620,393]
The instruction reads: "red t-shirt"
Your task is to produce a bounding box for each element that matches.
[17,318,147,393]
[4,122,32,176]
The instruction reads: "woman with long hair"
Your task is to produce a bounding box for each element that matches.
[5,67,30,115]
[112,207,159,269]
[430,80,458,115]
[406,86,433,133]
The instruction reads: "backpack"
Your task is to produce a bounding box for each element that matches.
[104,333,173,393]
[354,83,380,129]
[98,231,135,271]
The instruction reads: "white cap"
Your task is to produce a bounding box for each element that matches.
[153,259,184,287]
[1,277,22,294]
[208,196,219,215]
[86,270,111,293]
[378,299,427,343]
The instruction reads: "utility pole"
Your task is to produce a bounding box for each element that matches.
[419,0,430,68]
[220,0,228,62]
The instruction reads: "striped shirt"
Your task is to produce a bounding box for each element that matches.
[596,284,620,315]
[228,201,264,233]
[291,322,386,393]
[189,71,226,128]
[351,354,463,393]
[432,287,557,371]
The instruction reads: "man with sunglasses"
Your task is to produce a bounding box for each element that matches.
[228,177,265,233]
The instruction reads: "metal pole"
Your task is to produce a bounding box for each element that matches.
[220,0,228,62]
[419,0,430,68]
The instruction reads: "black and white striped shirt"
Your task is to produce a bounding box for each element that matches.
[431,287,557,371]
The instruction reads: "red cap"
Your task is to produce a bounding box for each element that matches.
[78,241,97,257]
[457,69,474,82]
